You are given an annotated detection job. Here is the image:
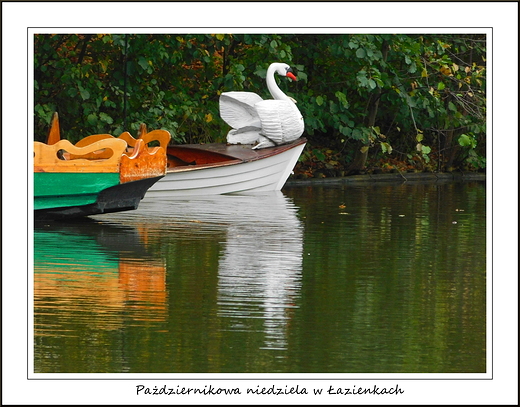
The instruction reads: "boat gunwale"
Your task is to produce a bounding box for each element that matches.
[165,137,307,174]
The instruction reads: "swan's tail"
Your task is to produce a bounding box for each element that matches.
[252,136,276,150]
[226,127,262,145]
[227,129,277,150]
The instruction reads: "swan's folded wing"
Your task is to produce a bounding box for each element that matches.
[255,100,304,145]
[219,92,264,129]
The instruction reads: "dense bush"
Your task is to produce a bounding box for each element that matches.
[34,33,486,174]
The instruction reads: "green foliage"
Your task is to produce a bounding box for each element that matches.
[458,133,486,170]
[34,33,486,172]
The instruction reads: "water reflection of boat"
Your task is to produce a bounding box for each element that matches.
[98,191,304,351]
[33,220,167,336]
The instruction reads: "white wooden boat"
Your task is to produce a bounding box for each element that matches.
[146,137,307,197]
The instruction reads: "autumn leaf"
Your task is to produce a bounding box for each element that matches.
[439,66,452,76]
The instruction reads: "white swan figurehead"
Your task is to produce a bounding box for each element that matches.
[219,62,304,149]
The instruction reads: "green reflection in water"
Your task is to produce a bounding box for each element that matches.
[33,183,486,373]
[287,182,486,373]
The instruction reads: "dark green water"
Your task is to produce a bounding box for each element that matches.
[33,181,486,373]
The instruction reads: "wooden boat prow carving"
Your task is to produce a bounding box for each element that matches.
[34,113,170,220]
[119,138,168,183]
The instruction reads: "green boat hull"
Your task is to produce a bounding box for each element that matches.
[34,172,120,210]
[34,173,163,221]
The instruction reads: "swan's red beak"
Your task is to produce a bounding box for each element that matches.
[286,72,297,81]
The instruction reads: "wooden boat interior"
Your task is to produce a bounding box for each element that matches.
[165,138,307,171]
[166,146,241,169]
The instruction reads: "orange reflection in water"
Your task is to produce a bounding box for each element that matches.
[34,243,167,336]
[118,260,166,320]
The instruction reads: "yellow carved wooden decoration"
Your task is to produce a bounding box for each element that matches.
[120,139,168,183]
[46,112,61,145]
[34,138,127,173]
[35,113,170,182]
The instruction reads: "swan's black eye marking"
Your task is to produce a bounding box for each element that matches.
[286,67,293,74]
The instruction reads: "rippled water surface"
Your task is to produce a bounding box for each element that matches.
[33,181,486,373]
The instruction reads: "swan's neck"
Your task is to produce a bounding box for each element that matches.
[266,65,288,100]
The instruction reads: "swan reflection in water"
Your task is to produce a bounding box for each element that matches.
[215,192,303,351]
[137,191,304,351]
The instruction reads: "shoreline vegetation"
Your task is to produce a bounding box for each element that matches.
[289,146,485,184]
[34,34,486,177]
[286,170,485,187]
